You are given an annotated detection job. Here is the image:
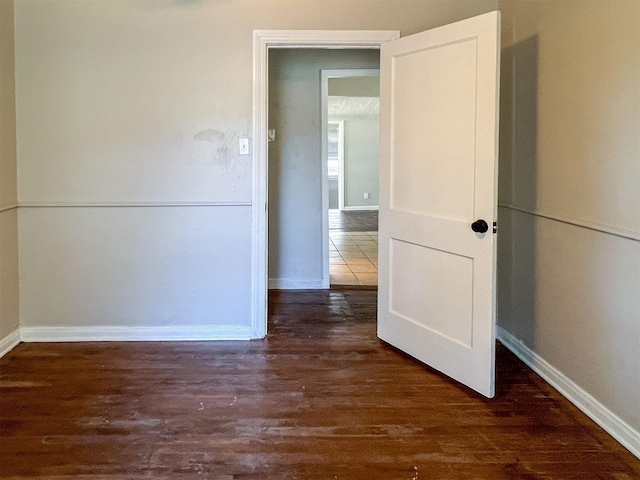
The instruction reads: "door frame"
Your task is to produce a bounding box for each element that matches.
[251,30,399,338]
[326,119,344,209]
[321,68,380,212]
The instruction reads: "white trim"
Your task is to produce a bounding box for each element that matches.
[20,325,252,342]
[253,30,400,48]
[337,120,345,211]
[19,201,251,208]
[497,326,640,459]
[498,204,640,242]
[5,202,252,213]
[268,278,327,290]
[252,29,399,339]
[322,103,344,289]
[0,330,21,358]
[324,118,344,289]
[342,205,379,211]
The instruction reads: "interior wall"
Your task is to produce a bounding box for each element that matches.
[343,118,379,209]
[328,76,380,209]
[0,210,18,345]
[0,0,19,347]
[268,49,380,287]
[497,0,640,447]
[9,0,637,455]
[19,206,252,332]
[13,0,497,332]
[329,76,380,97]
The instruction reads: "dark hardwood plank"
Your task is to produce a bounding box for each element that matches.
[1,289,638,479]
[329,209,378,232]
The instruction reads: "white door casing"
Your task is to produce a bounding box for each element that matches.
[251,30,400,338]
[377,12,501,397]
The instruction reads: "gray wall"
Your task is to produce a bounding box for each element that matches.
[497,0,640,446]
[7,0,496,339]
[343,118,379,208]
[3,0,637,457]
[0,0,19,348]
[328,76,380,209]
[268,49,380,287]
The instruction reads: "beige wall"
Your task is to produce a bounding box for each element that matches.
[0,209,19,343]
[4,0,638,455]
[0,0,19,345]
[498,0,640,446]
[0,0,16,207]
[13,0,497,331]
[329,76,380,97]
[14,0,497,205]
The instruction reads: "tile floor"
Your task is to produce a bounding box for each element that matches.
[329,231,378,286]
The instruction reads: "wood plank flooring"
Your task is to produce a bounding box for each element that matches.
[329,209,378,232]
[1,289,639,479]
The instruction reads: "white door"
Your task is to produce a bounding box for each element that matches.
[378,11,500,398]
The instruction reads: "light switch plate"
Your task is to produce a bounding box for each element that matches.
[239,138,250,155]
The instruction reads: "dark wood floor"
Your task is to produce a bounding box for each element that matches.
[329,209,378,232]
[1,289,639,479]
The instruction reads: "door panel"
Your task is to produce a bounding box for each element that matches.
[391,38,478,220]
[389,239,474,348]
[378,11,500,398]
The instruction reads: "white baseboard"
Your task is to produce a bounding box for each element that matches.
[268,278,328,289]
[342,205,379,211]
[0,329,21,358]
[20,325,253,342]
[497,325,640,459]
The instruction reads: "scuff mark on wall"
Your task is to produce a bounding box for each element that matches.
[186,123,251,200]
[193,128,236,172]
[194,129,225,143]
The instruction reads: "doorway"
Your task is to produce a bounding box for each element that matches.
[322,70,380,286]
[252,15,501,398]
[267,51,380,291]
[252,30,399,338]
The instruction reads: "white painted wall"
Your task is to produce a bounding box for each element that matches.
[0,0,19,351]
[497,0,640,452]
[12,0,497,333]
[268,49,380,288]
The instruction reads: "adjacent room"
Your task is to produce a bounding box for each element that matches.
[268,50,380,288]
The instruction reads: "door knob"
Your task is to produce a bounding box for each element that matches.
[471,219,489,233]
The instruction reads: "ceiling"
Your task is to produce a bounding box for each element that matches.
[328,96,379,120]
